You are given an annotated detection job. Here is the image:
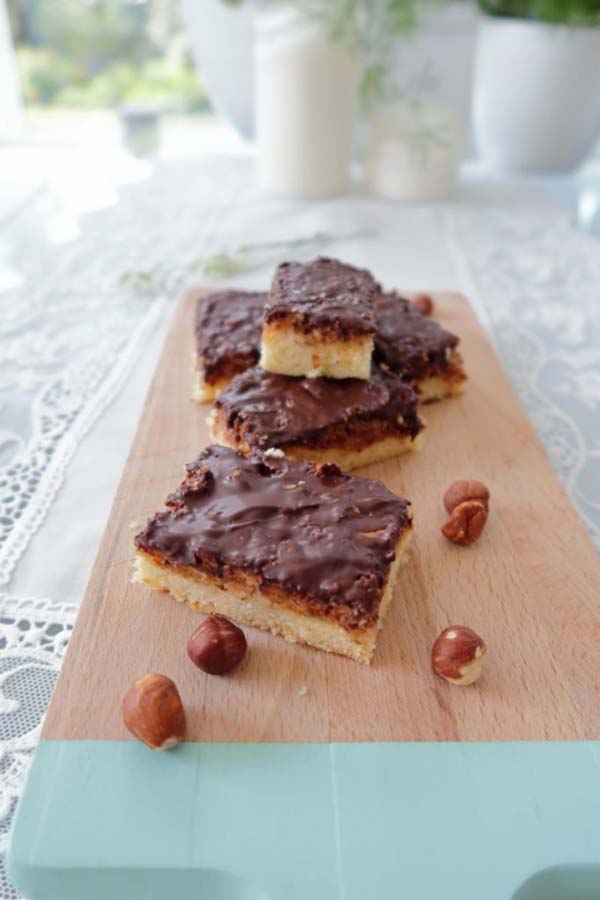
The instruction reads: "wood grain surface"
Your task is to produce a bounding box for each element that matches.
[43,290,600,743]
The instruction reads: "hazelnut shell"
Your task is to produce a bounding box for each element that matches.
[122,673,186,750]
[187,615,247,675]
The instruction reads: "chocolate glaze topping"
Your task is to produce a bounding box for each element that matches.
[214,365,422,451]
[265,258,377,337]
[374,292,459,381]
[135,445,411,626]
[195,291,266,382]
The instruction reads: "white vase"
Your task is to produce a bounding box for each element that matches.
[180,0,255,139]
[473,17,600,173]
[254,5,358,197]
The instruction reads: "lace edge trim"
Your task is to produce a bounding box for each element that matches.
[0,296,167,588]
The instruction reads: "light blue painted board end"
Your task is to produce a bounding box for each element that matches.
[8,740,600,899]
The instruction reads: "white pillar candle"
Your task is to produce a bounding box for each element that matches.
[254,5,358,197]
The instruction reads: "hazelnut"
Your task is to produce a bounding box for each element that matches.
[413,293,433,316]
[444,480,490,514]
[432,626,486,685]
[441,500,488,545]
[187,615,247,675]
[122,673,186,750]
[315,462,341,482]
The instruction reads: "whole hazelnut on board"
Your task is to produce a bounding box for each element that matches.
[122,673,186,750]
[413,293,434,316]
[441,499,488,546]
[187,615,247,675]
[432,626,487,686]
[444,480,490,514]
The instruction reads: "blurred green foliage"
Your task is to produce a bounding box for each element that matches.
[294,0,447,108]
[477,0,600,23]
[7,0,207,110]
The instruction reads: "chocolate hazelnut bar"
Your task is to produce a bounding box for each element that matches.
[374,292,467,401]
[193,290,265,402]
[133,445,412,663]
[260,258,378,380]
[209,365,423,472]
[193,285,465,403]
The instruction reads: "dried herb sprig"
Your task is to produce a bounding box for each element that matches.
[119,227,377,294]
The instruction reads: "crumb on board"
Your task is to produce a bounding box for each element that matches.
[298,685,308,697]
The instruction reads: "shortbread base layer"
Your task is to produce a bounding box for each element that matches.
[260,321,374,380]
[419,376,463,403]
[193,371,230,404]
[133,530,411,664]
[209,413,422,473]
[418,350,467,403]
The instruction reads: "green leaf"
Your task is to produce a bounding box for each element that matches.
[360,63,387,108]
[477,0,600,25]
[201,253,247,278]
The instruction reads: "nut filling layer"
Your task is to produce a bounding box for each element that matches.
[135,445,412,630]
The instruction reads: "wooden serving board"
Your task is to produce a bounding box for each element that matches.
[43,290,600,743]
[9,290,600,900]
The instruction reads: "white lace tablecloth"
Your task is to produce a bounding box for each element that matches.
[1,154,599,898]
